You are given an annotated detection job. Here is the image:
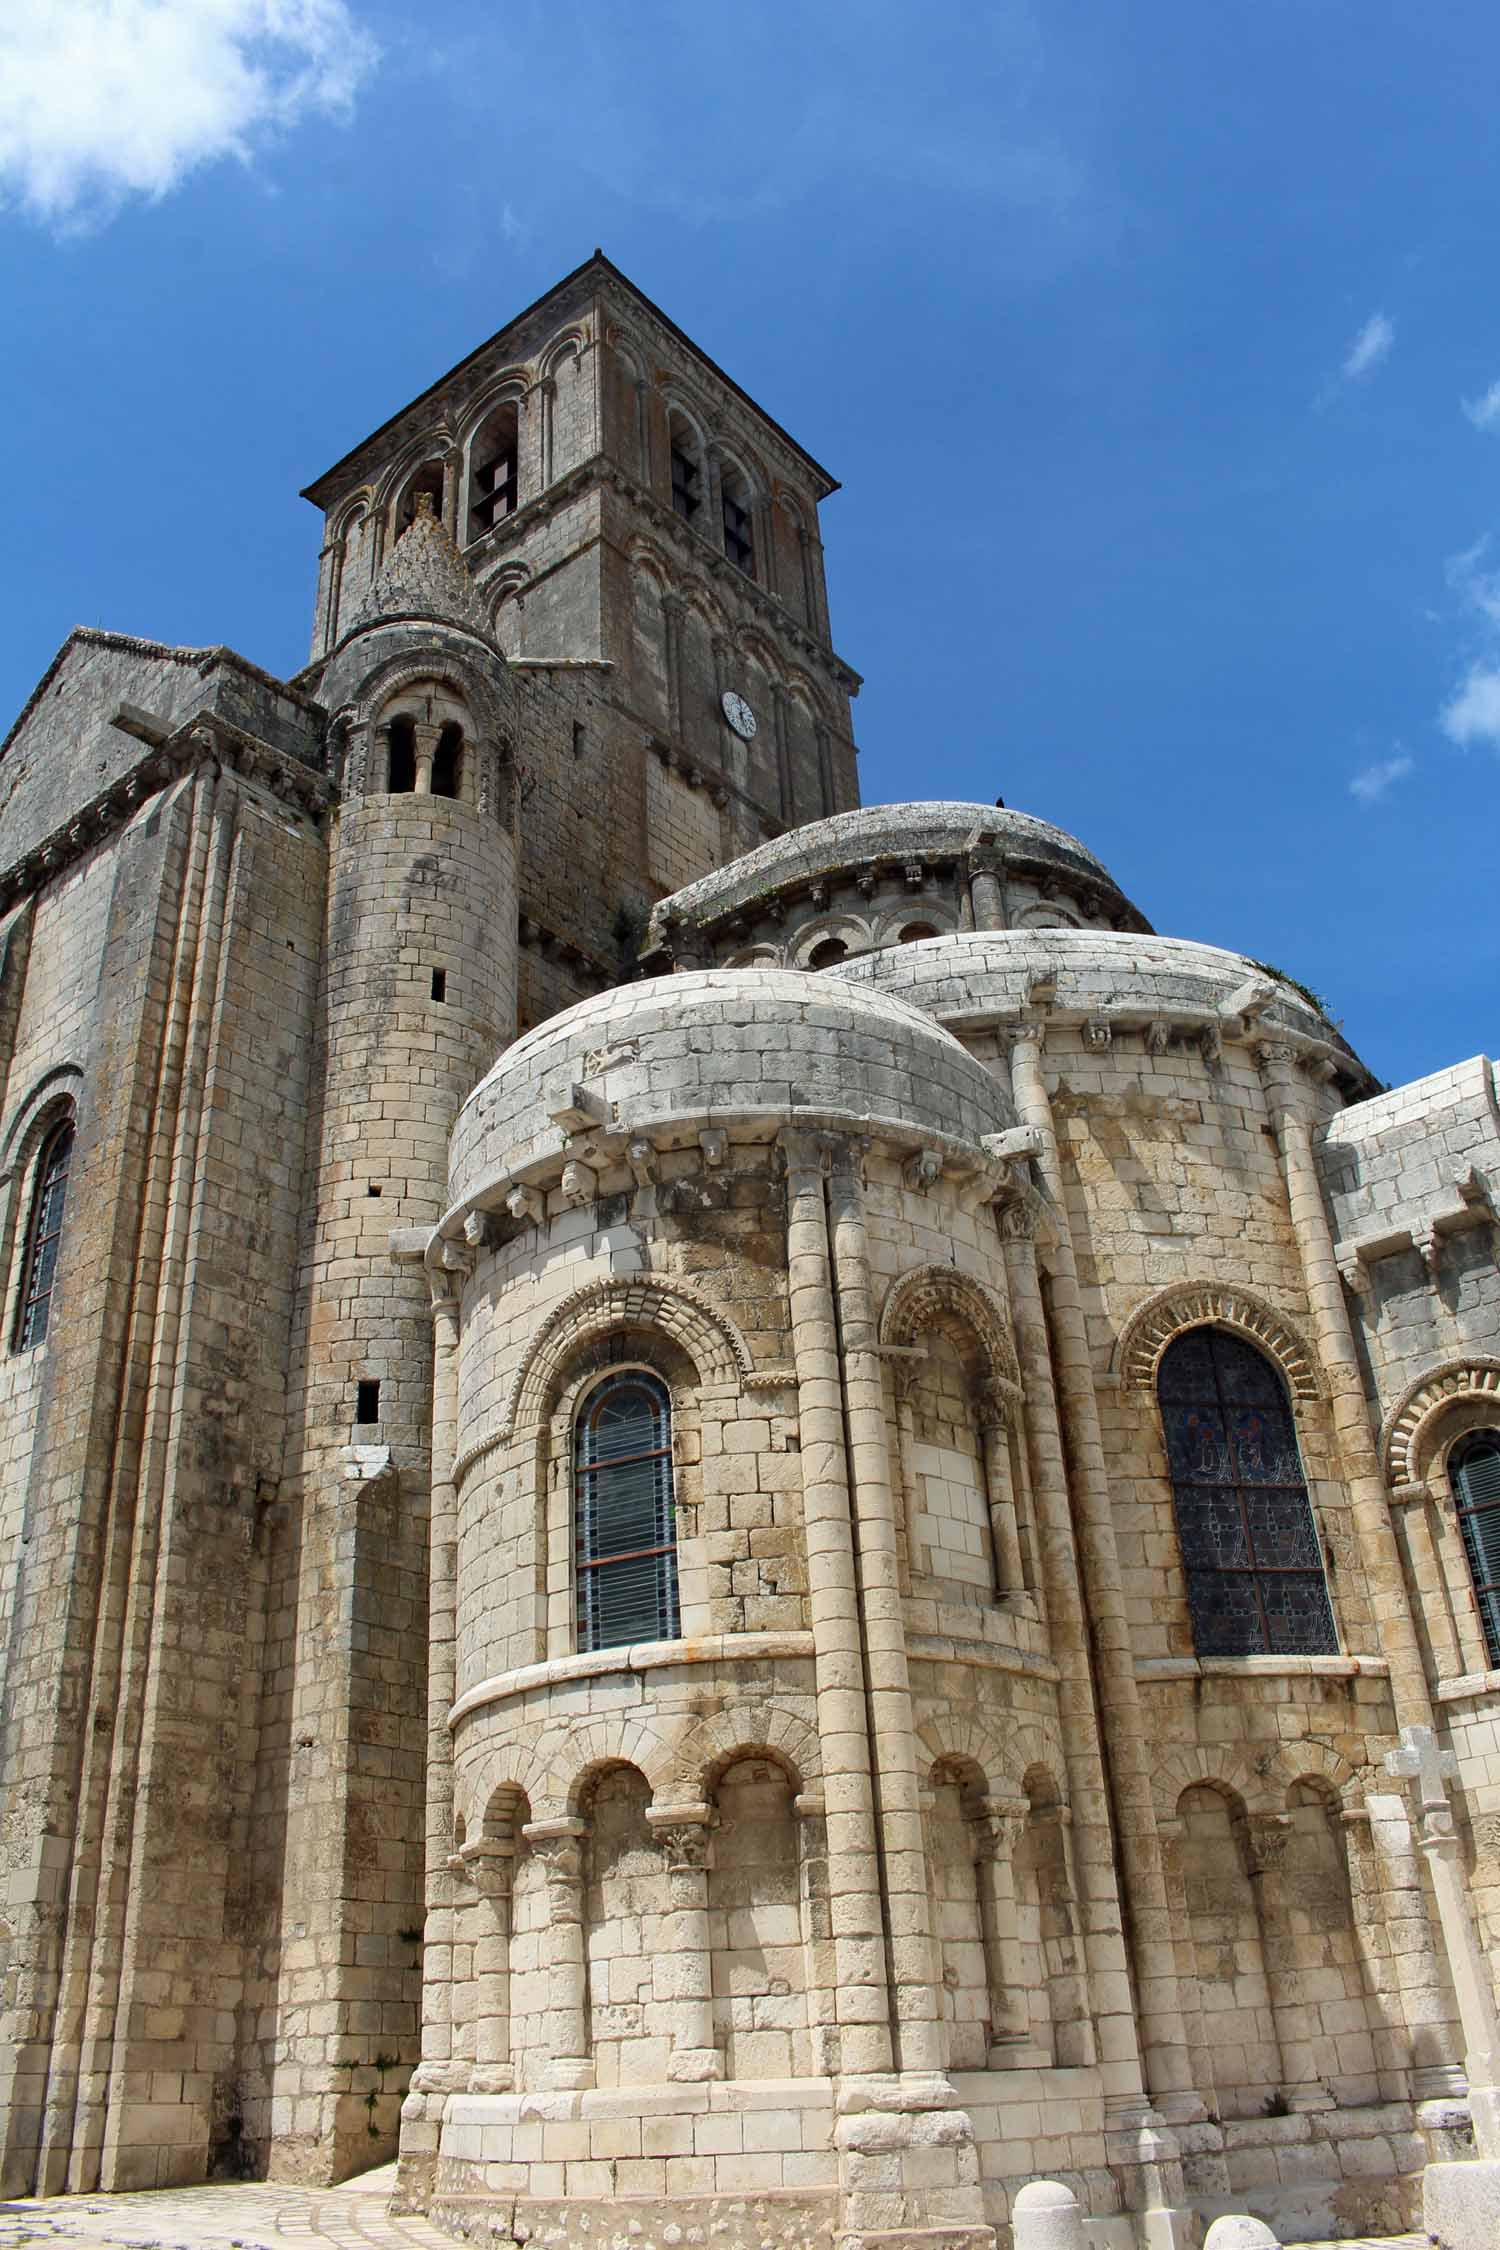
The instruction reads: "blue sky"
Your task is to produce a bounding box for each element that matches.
[2,1,1497,1089]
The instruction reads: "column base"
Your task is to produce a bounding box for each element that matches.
[409,2062,470,2095]
[468,2065,515,2094]
[666,2048,724,2083]
[1283,2086,1336,2114]
[544,2058,595,2091]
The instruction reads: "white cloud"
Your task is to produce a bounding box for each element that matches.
[1440,665,1500,749]
[1445,536,1500,627]
[0,0,378,229]
[1463,380,1500,432]
[1349,753,1414,804]
[1340,311,1394,383]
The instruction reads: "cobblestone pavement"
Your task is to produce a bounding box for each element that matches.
[0,2173,1434,2250]
[0,2165,458,2250]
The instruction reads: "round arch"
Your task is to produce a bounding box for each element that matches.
[1113,1282,1323,1404]
[503,1274,755,1437]
[1382,1359,1500,1492]
[880,1263,1021,1396]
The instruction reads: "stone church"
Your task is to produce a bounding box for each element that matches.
[0,252,1497,2248]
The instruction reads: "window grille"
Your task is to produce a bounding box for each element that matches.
[1452,1431,1500,1667]
[15,1119,73,1352]
[722,491,754,574]
[575,1372,680,1651]
[1157,1326,1336,1656]
[670,445,701,524]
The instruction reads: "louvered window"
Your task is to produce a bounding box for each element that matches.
[1452,1432,1500,1668]
[1158,1326,1337,1657]
[670,446,701,525]
[15,1119,73,1352]
[575,1373,680,1651]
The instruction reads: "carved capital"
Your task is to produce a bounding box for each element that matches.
[972,1793,1028,1861]
[1245,1813,1294,1877]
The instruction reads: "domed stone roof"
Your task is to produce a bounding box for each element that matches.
[646,801,1139,955]
[837,927,1364,1064]
[447,966,1014,1215]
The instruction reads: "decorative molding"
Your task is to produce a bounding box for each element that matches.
[878,1262,1022,1396]
[1381,1358,1500,1491]
[503,1274,758,1436]
[1112,1280,1323,1402]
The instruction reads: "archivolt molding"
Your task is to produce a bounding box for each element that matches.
[880,1264,1021,1396]
[504,1274,756,1436]
[1152,1739,1361,1825]
[664,1702,822,1798]
[1382,1359,1500,1492]
[0,1063,82,1179]
[1112,1281,1323,1403]
[347,649,510,745]
[914,1713,1055,1801]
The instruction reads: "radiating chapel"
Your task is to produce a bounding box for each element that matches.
[0,254,1497,2249]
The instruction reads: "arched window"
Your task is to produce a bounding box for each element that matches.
[396,462,445,536]
[387,715,416,793]
[1451,1431,1500,1667]
[574,1372,679,1651]
[667,409,703,526]
[432,722,463,799]
[1157,1326,1336,1657]
[807,936,848,970]
[720,461,755,577]
[467,401,519,542]
[15,1118,73,1351]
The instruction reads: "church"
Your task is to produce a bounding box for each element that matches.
[0,251,1497,2250]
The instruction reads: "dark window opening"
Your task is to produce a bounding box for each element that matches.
[398,466,445,535]
[387,716,416,794]
[468,403,520,541]
[432,722,462,799]
[356,1379,381,1424]
[808,937,849,970]
[14,1118,73,1352]
[670,444,701,525]
[575,1372,680,1652]
[431,969,447,1003]
[572,721,586,759]
[367,1183,382,1197]
[1158,1326,1337,1657]
[1453,1432,1500,1667]
[900,922,939,944]
[722,488,755,575]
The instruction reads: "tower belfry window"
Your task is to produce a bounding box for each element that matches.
[468,402,520,542]
[15,1118,73,1352]
[722,485,755,576]
[671,443,701,525]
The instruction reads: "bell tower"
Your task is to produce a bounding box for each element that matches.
[301,254,863,1028]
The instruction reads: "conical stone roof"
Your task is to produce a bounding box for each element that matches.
[349,492,494,640]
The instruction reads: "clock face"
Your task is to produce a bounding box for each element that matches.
[721,690,757,741]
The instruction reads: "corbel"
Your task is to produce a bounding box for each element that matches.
[626,1136,658,1189]
[547,1079,606,1133]
[462,1210,494,1251]
[561,1158,598,1209]
[903,1146,944,1193]
[698,1127,727,1168]
[1082,1017,1112,1053]
[1144,1020,1172,1055]
[505,1183,545,1227]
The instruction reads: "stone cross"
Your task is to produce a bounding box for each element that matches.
[1386,1723,1458,1814]
[1384,1724,1500,2155]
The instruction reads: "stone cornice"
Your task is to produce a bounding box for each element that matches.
[0,712,333,910]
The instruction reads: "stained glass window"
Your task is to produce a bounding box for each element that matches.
[1157,1326,1336,1657]
[575,1372,680,1652]
[15,1119,73,1352]
[1451,1432,1500,1668]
